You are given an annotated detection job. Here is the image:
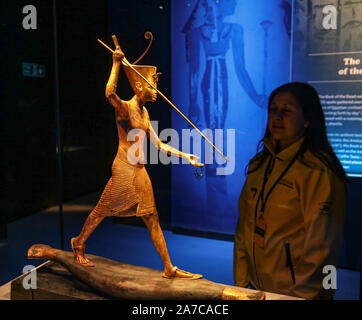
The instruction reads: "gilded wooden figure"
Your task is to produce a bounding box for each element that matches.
[71,35,204,279]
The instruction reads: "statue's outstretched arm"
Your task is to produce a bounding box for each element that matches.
[147,122,203,167]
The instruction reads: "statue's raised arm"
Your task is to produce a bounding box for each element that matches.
[105,39,128,119]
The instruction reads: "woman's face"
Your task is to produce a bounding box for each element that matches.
[268,92,309,149]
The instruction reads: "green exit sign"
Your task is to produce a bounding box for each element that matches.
[22,62,45,78]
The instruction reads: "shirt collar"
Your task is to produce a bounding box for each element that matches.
[263,136,305,161]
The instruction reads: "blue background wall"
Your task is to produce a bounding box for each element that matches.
[171,0,292,234]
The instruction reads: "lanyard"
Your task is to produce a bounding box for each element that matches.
[258,147,301,215]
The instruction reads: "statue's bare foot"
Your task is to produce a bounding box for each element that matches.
[71,237,95,267]
[163,266,202,280]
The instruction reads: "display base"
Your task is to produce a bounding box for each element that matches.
[11,261,110,300]
[9,257,301,300]
[14,245,266,300]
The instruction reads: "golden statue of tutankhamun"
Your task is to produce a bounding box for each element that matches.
[71,35,204,279]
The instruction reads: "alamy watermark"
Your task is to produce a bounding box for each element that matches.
[22,265,37,290]
[22,5,37,30]
[127,121,235,175]
[322,265,337,290]
[322,5,337,30]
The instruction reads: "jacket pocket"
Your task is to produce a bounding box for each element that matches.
[284,243,296,285]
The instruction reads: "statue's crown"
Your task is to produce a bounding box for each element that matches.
[123,31,161,92]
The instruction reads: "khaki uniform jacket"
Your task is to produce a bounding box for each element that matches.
[234,137,345,300]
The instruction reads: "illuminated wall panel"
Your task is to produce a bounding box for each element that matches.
[171,0,291,233]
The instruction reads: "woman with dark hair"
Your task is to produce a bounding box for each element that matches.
[233,82,347,299]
